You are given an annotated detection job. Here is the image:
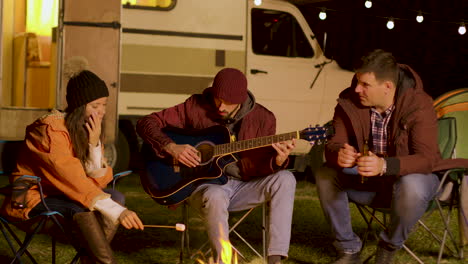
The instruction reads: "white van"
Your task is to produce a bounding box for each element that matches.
[119,0,353,135]
[0,0,353,170]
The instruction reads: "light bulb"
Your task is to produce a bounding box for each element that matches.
[254,0,262,6]
[319,10,327,20]
[459,23,466,35]
[365,0,372,9]
[416,11,424,23]
[386,19,394,30]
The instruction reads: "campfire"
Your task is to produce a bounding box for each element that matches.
[196,225,238,264]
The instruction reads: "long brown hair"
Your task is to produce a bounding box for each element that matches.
[65,105,105,167]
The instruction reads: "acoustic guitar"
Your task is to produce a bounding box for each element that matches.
[140,125,329,205]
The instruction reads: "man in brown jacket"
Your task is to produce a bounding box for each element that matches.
[316,49,446,264]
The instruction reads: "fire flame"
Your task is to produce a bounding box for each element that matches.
[218,223,237,264]
[195,224,238,264]
[220,237,234,264]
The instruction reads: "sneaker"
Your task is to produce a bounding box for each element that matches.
[375,242,397,264]
[331,252,362,264]
[268,255,282,264]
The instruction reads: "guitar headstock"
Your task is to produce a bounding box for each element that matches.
[300,124,331,146]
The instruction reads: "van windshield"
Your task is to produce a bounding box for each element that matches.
[251,8,314,58]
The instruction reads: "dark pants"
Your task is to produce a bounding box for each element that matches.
[29,189,125,220]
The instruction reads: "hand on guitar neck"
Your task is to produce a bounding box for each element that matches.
[164,143,201,168]
[272,139,296,166]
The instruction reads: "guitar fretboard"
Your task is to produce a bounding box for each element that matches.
[214,131,300,156]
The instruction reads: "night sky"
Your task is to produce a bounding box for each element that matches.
[293,0,468,99]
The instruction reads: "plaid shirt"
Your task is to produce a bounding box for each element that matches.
[371,105,395,156]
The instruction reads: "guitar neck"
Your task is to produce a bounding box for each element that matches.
[214,131,300,156]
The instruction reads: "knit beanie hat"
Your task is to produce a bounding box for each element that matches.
[210,68,248,104]
[64,57,109,112]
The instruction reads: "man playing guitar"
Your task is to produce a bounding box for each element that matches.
[137,68,296,264]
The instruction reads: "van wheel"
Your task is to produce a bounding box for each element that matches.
[104,143,117,168]
[104,131,130,172]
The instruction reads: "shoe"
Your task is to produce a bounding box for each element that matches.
[268,255,282,264]
[331,252,362,264]
[374,245,396,264]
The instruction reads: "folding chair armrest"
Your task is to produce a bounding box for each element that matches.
[112,170,133,190]
[436,167,467,190]
[17,175,41,182]
[0,175,42,209]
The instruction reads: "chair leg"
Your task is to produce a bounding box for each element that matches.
[180,203,190,264]
[1,220,38,264]
[435,195,462,262]
[1,221,19,256]
[11,217,47,264]
[355,203,426,264]
[190,205,268,263]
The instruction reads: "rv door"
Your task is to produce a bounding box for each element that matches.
[58,0,121,165]
[247,0,328,133]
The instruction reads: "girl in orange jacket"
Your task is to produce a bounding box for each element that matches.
[2,57,143,263]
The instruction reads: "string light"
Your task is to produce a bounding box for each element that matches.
[459,23,466,35]
[319,9,327,20]
[416,11,424,23]
[386,18,394,30]
[254,0,262,6]
[364,0,372,9]
[313,6,465,35]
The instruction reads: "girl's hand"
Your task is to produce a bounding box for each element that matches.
[119,209,144,230]
[85,112,102,147]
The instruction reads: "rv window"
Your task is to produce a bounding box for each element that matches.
[122,0,176,11]
[251,8,314,58]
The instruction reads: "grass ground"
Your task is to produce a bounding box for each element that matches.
[0,173,467,264]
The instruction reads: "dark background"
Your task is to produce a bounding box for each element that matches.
[290,0,468,99]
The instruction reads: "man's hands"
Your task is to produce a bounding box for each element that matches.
[272,139,296,167]
[357,151,385,177]
[118,209,144,230]
[338,143,384,177]
[85,112,102,147]
[165,143,201,167]
[165,139,296,168]
[337,143,359,168]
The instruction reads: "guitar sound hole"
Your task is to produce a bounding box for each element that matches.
[196,144,214,164]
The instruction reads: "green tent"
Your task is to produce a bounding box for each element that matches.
[434,88,468,159]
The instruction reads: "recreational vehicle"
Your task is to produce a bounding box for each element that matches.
[0,0,353,171]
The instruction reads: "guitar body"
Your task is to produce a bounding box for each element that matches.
[141,125,233,205]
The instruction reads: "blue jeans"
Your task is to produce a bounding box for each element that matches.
[315,166,439,253]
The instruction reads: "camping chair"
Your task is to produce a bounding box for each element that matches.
[0,170,133,264]
[189,202,269,263]
[351,116,467,264]
[0,175,72,264]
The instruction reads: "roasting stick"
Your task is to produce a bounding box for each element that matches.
[144,223,186,231]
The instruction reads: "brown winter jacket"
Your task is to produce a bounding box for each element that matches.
[1,110,112,221]
[137,88,288,181]
[325,64,468,177]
